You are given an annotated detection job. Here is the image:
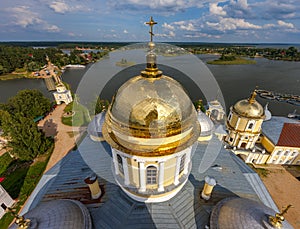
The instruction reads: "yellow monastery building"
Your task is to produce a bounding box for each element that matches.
[224,90,300,165]
[259,118,300,165]
[224,90,265,150]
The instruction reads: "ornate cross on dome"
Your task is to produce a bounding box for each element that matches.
[146,16,157,42]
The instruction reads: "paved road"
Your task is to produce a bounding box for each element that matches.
[38,104,87,173]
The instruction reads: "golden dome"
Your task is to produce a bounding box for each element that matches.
[102,74,200,156]
[232,90,265,118]
[103,18,200,156]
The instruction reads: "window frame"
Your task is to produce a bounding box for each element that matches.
[146,165,157,185]
[179,154,186,174]
[117,154,124,175]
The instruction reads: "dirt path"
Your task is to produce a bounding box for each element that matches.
[0,148,7,157]
[38,104,87,173]
[259,165,300,228]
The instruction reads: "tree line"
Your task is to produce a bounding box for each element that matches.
[190,46,300,61]
[0,45,108,75]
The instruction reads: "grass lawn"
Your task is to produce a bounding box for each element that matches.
[0,148,52,229]
[0,73,25,80]
[248,164,270,177]
[207,57,256,65]
[0,69,33,80]
[0,152,14,174]
[62,100,91,126]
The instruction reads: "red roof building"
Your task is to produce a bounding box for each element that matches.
[277,123,300,147]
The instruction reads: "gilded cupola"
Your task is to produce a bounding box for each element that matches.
[233,89,265,119]
[102,17,200,157]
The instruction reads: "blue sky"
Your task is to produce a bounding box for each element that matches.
[1,0,300,43]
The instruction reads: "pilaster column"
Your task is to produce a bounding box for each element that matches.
[122,156,130,186]
[268,151,276,164]
[184,150,191,174]
[158,161,165,192]
[112,150,119,175]
[139,161,146,192]
[283,151,293,164]
[235,117,241,129]
[174,156,181,185]
[245,153,252,163]
[275,150,285,164]
[233,132,239,147]
[257,153,263,164]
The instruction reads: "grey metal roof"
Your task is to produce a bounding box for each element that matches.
[20,136,279,229]
[10,199,92,229]
[262,116,299,145]
[210,197,292,229]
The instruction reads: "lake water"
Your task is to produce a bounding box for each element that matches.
[0,54,299,116]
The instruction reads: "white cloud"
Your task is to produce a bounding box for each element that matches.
[110,0,206,13]
[169,31,176,37]
[277,20,294,29]
[9,6,41,28]
[234,0,249,9]
[156,31,176,38]
[207,18,261,31]
[46,25,61,32]
[9,6,61,32]
[174,21,196,31]
[180,23,196,31]
[263,23,275,29]
[48,1,87,14]
[162,22,175,31]
[184,32,221,39]
[49,2,71,13]
[123,29,128,34]
[252,0,300,20]
[210,3,226,16]
[68,32,82,37]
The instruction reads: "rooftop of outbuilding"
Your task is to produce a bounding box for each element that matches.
[262,116,299,145]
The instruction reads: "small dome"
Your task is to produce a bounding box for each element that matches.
[197,110,214,137]
[233,90,264,118]
[264,103,272,121]
[103,74,200,156]
[87,111,106,139]
[9,199,92,229]
[210,197,292,229]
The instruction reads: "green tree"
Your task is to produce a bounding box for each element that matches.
[0,65,3,75]
[6,89,51,119]
[0,111,52,161]
[194,100,206,112]
[26,61,40,72]
[94,98,110,114]
[0,90,53,160]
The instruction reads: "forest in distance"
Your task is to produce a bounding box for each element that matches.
[0,41,300,78]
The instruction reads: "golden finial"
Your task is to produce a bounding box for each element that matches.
[269,204,292,228]
[6,207,31,229]
[141,16,162,78]
[248,87,258,104]
[146,16,157,42]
